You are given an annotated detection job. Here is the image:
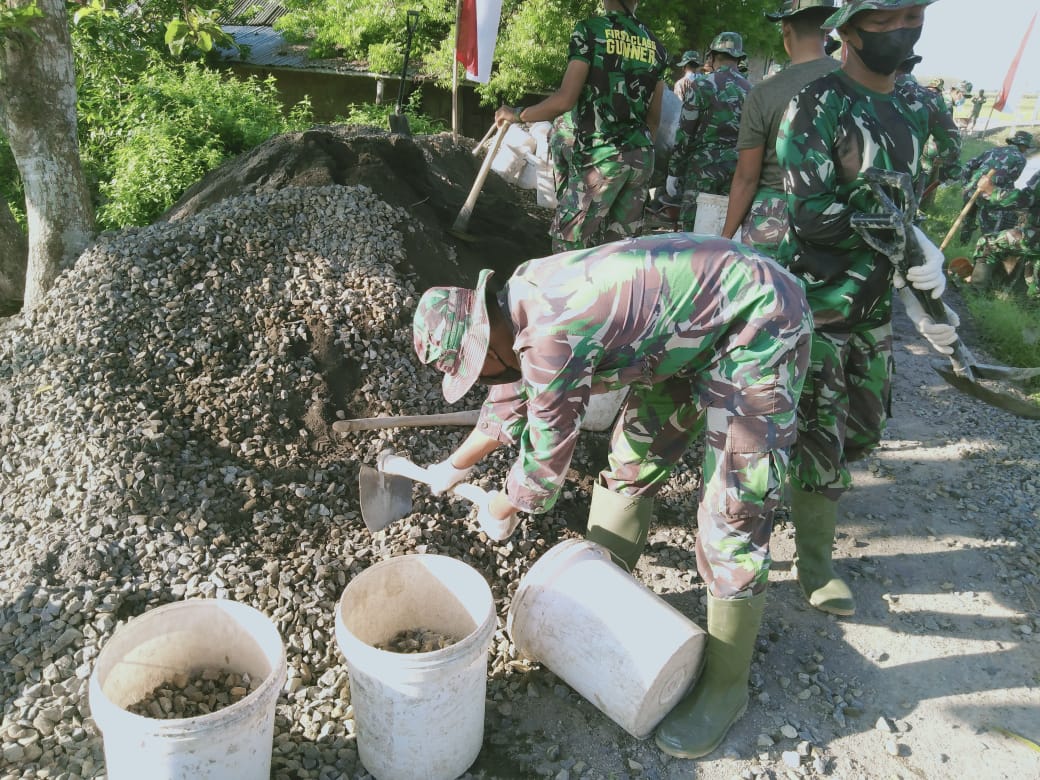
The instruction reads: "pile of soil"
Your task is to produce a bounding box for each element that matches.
[164,125,554,290]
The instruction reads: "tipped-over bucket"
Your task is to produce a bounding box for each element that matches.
[335,554,496,780]
[88,599,286,780]
[507,539,706,739]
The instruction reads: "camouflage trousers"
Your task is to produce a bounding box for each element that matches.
[676,157,736,232]
[959,196,1019,241]
[599,290,812,599]
[789,325,894,502]
[551,146,654,252]
[739,186,788,257]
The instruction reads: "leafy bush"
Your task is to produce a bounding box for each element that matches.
[94,62,312,228]
[339,90,447,135]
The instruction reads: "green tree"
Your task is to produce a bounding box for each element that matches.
[274,0,783,102]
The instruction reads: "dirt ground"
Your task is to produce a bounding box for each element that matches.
[164,130,1040,778]
[466,284,1040,780]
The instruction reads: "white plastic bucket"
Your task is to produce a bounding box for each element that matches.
[507,539,706,739]
[693,192,729,236]
[582,387,628,432]
[335,554,496,780]
[88,599,286,780]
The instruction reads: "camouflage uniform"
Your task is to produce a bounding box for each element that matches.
[958,144,1028,241]
[895,73,961,206]
[972,170,1040,295]
[552,11,667,252]
[736,57,837,255]
[777,68,929,498]
[668,55,750,231]
[548,111,577,201]
[476,234,811,598]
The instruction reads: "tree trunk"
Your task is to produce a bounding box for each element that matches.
[0,197,26,305]
[0,0,94,310]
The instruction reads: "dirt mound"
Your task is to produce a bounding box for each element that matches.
[163,125,553,290]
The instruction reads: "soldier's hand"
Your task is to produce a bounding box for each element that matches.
[425,457,474,496]
[473,489,521,542]
[905,225,947,299]
[976,174,995,195]
[666,175,680,197]
[898,287,960,355]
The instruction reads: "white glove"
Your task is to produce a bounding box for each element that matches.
[474,490,521,542]
[666,175,680,198]
[900,225,947,299]
[898,286,960,355]
[424,457,473,496]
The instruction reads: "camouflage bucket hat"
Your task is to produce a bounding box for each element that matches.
[1006,131,1036,149]
[677,49,701,66]
[765,0,837,23]
[823,0,936,29]
[956,80,973,95]
[708,31,745,58]
[413,269,494,404]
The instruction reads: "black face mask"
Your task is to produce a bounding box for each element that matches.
[852,25,922,76]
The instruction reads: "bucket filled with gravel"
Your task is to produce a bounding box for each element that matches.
[335,553,496,780]
[88,599,286,779]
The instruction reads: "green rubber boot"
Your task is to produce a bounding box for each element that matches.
[654,591,766,759]
[790,487,855,616]
[585,482,653,571]
[970,260,993,291]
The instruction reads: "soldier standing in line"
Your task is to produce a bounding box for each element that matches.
[663,32,751,231]
[770,0,958,626]
[971,170,1040,295]
[894,53,961,211]
[722,0,838,255]
[958,130,1035,243]
[673,49,703,103]
[494,0,667,252]
[411,233,812,759]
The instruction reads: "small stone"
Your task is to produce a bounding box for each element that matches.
[781,750,801,768]
[781,724,799,739]
[885,739,900,756]
[875,716,894,733]
[757,733,775,747]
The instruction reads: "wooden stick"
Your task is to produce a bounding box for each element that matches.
[472,122,497,154]
[453,120,511,233]
[333,410,479,433]
[940,168,996,253]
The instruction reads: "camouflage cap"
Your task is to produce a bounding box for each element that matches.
[764,0,837,23]
[676,49,701,67]
[413,269,494,404]
[823,0,936,29]
[708,31,746,59]
[926,77,944,90]
[1006,131,1036,150]
[956,80,973,95]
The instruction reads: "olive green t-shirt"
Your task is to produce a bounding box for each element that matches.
[736,58,837,191]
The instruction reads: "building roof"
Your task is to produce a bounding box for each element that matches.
[218,1,288,26]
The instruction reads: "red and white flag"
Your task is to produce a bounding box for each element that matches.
[456,0,503,84]
[993,11,1037,112]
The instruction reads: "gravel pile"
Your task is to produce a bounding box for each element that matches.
[0,180,705,779]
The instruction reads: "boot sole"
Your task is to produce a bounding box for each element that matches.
[653,700,748,760]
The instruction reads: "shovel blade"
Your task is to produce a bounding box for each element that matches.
[359,464,414,532]
[932,361,1040,419]
[388,112,411,136]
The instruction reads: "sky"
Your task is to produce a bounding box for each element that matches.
[914,0,1040,96]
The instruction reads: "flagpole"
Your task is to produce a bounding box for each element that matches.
[452,0,463,139]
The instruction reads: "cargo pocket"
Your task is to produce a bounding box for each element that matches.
[722,411,796,520]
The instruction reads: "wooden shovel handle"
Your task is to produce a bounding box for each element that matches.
[333,410,479,432]
[940,168,995,252]
[472,122,497,154]
[453,120,511,232]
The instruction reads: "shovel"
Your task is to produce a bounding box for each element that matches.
[358,450,490,532]
[333,410,479,433]
[388,10,420,136]
[939,168,995,253]
[449,119,511,241]
[851,167,1040,419]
